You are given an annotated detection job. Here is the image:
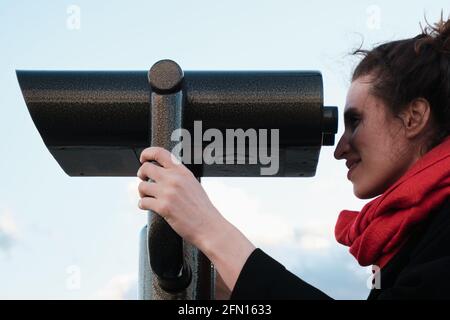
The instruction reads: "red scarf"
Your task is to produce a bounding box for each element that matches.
[335,136,450,268]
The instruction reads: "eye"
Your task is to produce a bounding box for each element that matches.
[347,116,360,130]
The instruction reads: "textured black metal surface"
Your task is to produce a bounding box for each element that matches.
[147,61,212,297]
[17,70,338,177]
[147,82,192,293]
[148,60,184,94]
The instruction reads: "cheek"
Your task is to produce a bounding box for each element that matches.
[353,151,405,198]
[349,116,409,198]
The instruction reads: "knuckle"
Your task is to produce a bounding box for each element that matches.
[172,175,185,191]
[165,186,177,200]
[138,181,147,194]
[157,146,167,154]
[143,161,152,172]
[166,174,179,187]
[153,146,163,157]
[141,162,154,177]
[181,166,193,178]
[137,163,146,175]
[139,199,147,210]
[140,148,150,162]
[159,200,170,214]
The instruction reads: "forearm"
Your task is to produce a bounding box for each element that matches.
[198,213,256,293]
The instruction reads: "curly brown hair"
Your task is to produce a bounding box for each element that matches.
[352,14,450,151]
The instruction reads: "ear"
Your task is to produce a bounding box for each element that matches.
[399,98,432,139]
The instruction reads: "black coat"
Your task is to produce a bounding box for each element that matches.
[230,197,450,300]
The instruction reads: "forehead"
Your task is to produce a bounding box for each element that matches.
[344,76,394,124]
[345,76,373,113]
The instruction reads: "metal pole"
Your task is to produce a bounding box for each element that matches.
[140,60,212,300]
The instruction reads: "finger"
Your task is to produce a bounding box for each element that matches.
[140,146,177,168]
[138,197,163,214]
[137,161,163,182]
[138,180,159,198]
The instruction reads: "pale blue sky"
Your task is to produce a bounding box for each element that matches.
[0,0,447,299]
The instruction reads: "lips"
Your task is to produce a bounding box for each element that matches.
[347,160,360,179]
[346,159,361,170]
[349,161,360,170]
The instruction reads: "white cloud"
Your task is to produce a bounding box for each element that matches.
[202,179,295,246]
[92,274,137,300]
[202,179,333,251]
[296,233,331,251]
[0,209,19,253]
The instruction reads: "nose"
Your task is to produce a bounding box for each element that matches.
[334,132,349,160]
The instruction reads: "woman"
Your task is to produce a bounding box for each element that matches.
[137,17,450,299]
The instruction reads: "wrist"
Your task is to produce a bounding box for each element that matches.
[196,209,231,255]
[198,211,256,291]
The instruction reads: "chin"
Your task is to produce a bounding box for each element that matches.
[353,184,383,200]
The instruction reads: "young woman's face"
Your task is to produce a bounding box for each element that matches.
[334,75,420,199]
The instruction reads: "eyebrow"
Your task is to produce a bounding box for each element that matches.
[343,107,360,122]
